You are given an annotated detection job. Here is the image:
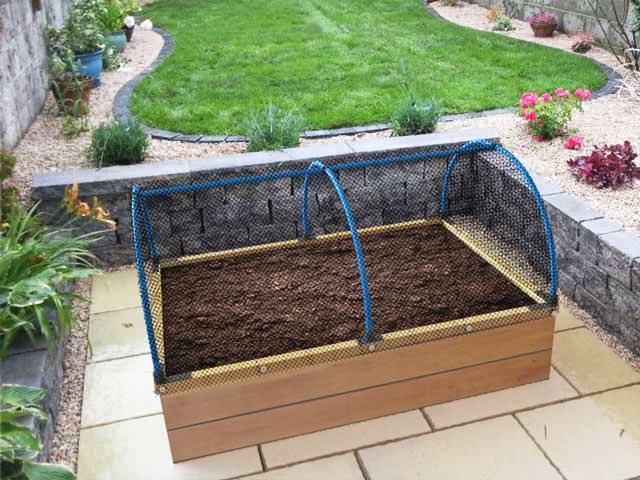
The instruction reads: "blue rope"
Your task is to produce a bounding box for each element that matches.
[301,161,375,341]
[139,196,159,260]
[131,185,162,377]
[439,140,557,300]
[138,143,500,199]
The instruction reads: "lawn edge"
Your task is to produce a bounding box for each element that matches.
[114,13,620,144]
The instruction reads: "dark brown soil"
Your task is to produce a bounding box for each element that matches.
[161,224,532,376]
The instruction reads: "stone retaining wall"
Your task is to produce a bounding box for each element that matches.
[465,0,635,45]
[0,0,70,150]
[31,130,640,355]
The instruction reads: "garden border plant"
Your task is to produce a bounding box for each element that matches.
[112,4,621,144]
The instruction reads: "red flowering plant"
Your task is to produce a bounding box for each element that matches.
[520,87,591,141]
[567,141,640,188]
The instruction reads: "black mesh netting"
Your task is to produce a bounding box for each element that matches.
[132,142,557,393]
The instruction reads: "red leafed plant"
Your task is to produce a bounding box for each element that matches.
[567,142,640,188]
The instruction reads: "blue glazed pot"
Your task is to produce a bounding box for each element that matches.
[73,48,104,88]
[105,31,127,53]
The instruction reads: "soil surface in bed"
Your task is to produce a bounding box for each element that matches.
[161,223,533,376]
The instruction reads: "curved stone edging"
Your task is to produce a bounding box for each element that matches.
[113,12,621,144]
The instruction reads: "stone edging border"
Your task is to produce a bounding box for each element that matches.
[113,9,622,144]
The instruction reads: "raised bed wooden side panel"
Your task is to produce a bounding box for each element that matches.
[161,315,554,462]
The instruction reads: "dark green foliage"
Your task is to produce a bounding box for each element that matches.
[0,151,18,223]
[88,120,149,166]
[245,105,305,152]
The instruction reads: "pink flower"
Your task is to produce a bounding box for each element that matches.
[524,111,537,122]
[541,92,552,102]
[575,88,591,101]
[534,135,545,142]
[555,87,571,98]
[564,135,583,150]
[520,92,538,108]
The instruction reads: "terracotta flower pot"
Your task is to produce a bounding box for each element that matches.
[51,76,93,115]
[530,22,556,37]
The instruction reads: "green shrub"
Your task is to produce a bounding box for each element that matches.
[0,150,18,223]
[245,105,305,152]
[88,120,149,167]
[391,97,443,136]
[0,384,75,479]
[492,16,515,31]
[0,204,100,359]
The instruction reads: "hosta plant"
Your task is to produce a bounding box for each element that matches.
[567,141,639,188]
[520,88,591,140]
[0,384,75,479]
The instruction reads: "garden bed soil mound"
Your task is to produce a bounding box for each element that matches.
[161,224,533,376]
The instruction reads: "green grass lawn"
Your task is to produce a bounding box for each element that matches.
[131,0,607,135]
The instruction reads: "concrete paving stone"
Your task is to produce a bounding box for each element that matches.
[245,454,364,480]
[359,416,562,480]
[90,269,141,314]
[88,307,149,363]
[77,414,261,480]
[517,386,640,480]
[262,410,429,468]
[424,369,577,428]
[554,307,584,331]
[552,329,640,394]
[81,354,160,428]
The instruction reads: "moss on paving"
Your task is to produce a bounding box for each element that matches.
[131,0,608,135]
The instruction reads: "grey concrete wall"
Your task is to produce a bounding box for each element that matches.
[31,130,640,355]
[0,0,71,150]
[468,0,635,45]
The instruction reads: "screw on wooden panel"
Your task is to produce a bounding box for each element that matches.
[465,324,474,332]
[551,309,559,317]
[259,365,268,374]
[158,386,166,394]
[368,344,376,352]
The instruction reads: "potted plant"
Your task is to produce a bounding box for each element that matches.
[48,0,105,88]
[49,50,93,116]
[100,0,127,53]
[528,12,558,37]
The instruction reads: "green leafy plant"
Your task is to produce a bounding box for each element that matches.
[99,0,125,33]
[245,105,305,152]
[125,0,140,13]
[0,151,18,224]
[492,16,515,31]
[47,0,105,56]
[62,115,90,138]
[520,88,591,140]
[0,384,75,480]
[88,120,150,166]
[0,204,101,359]
[102,46,128,71]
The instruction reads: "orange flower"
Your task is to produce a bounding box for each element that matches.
[78,202,90,216]
[94,206,110,220]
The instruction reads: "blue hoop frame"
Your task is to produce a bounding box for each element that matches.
[131,140,558,379]
[301,161,375,341]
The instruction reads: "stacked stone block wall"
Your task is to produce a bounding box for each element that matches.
[31,130,640,355]
[0,0,70,149]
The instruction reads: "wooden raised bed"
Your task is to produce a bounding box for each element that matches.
[147,220,556,463]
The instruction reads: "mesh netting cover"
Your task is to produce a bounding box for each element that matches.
[131,140,557,393]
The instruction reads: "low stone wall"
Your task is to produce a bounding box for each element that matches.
[0,325,66,461]
[0,0,70,150]
[465,0,635,45]
[31,130,640,355]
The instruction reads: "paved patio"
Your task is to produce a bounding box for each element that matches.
[78,269,640,480]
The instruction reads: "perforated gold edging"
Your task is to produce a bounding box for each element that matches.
[149,218,553,395]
